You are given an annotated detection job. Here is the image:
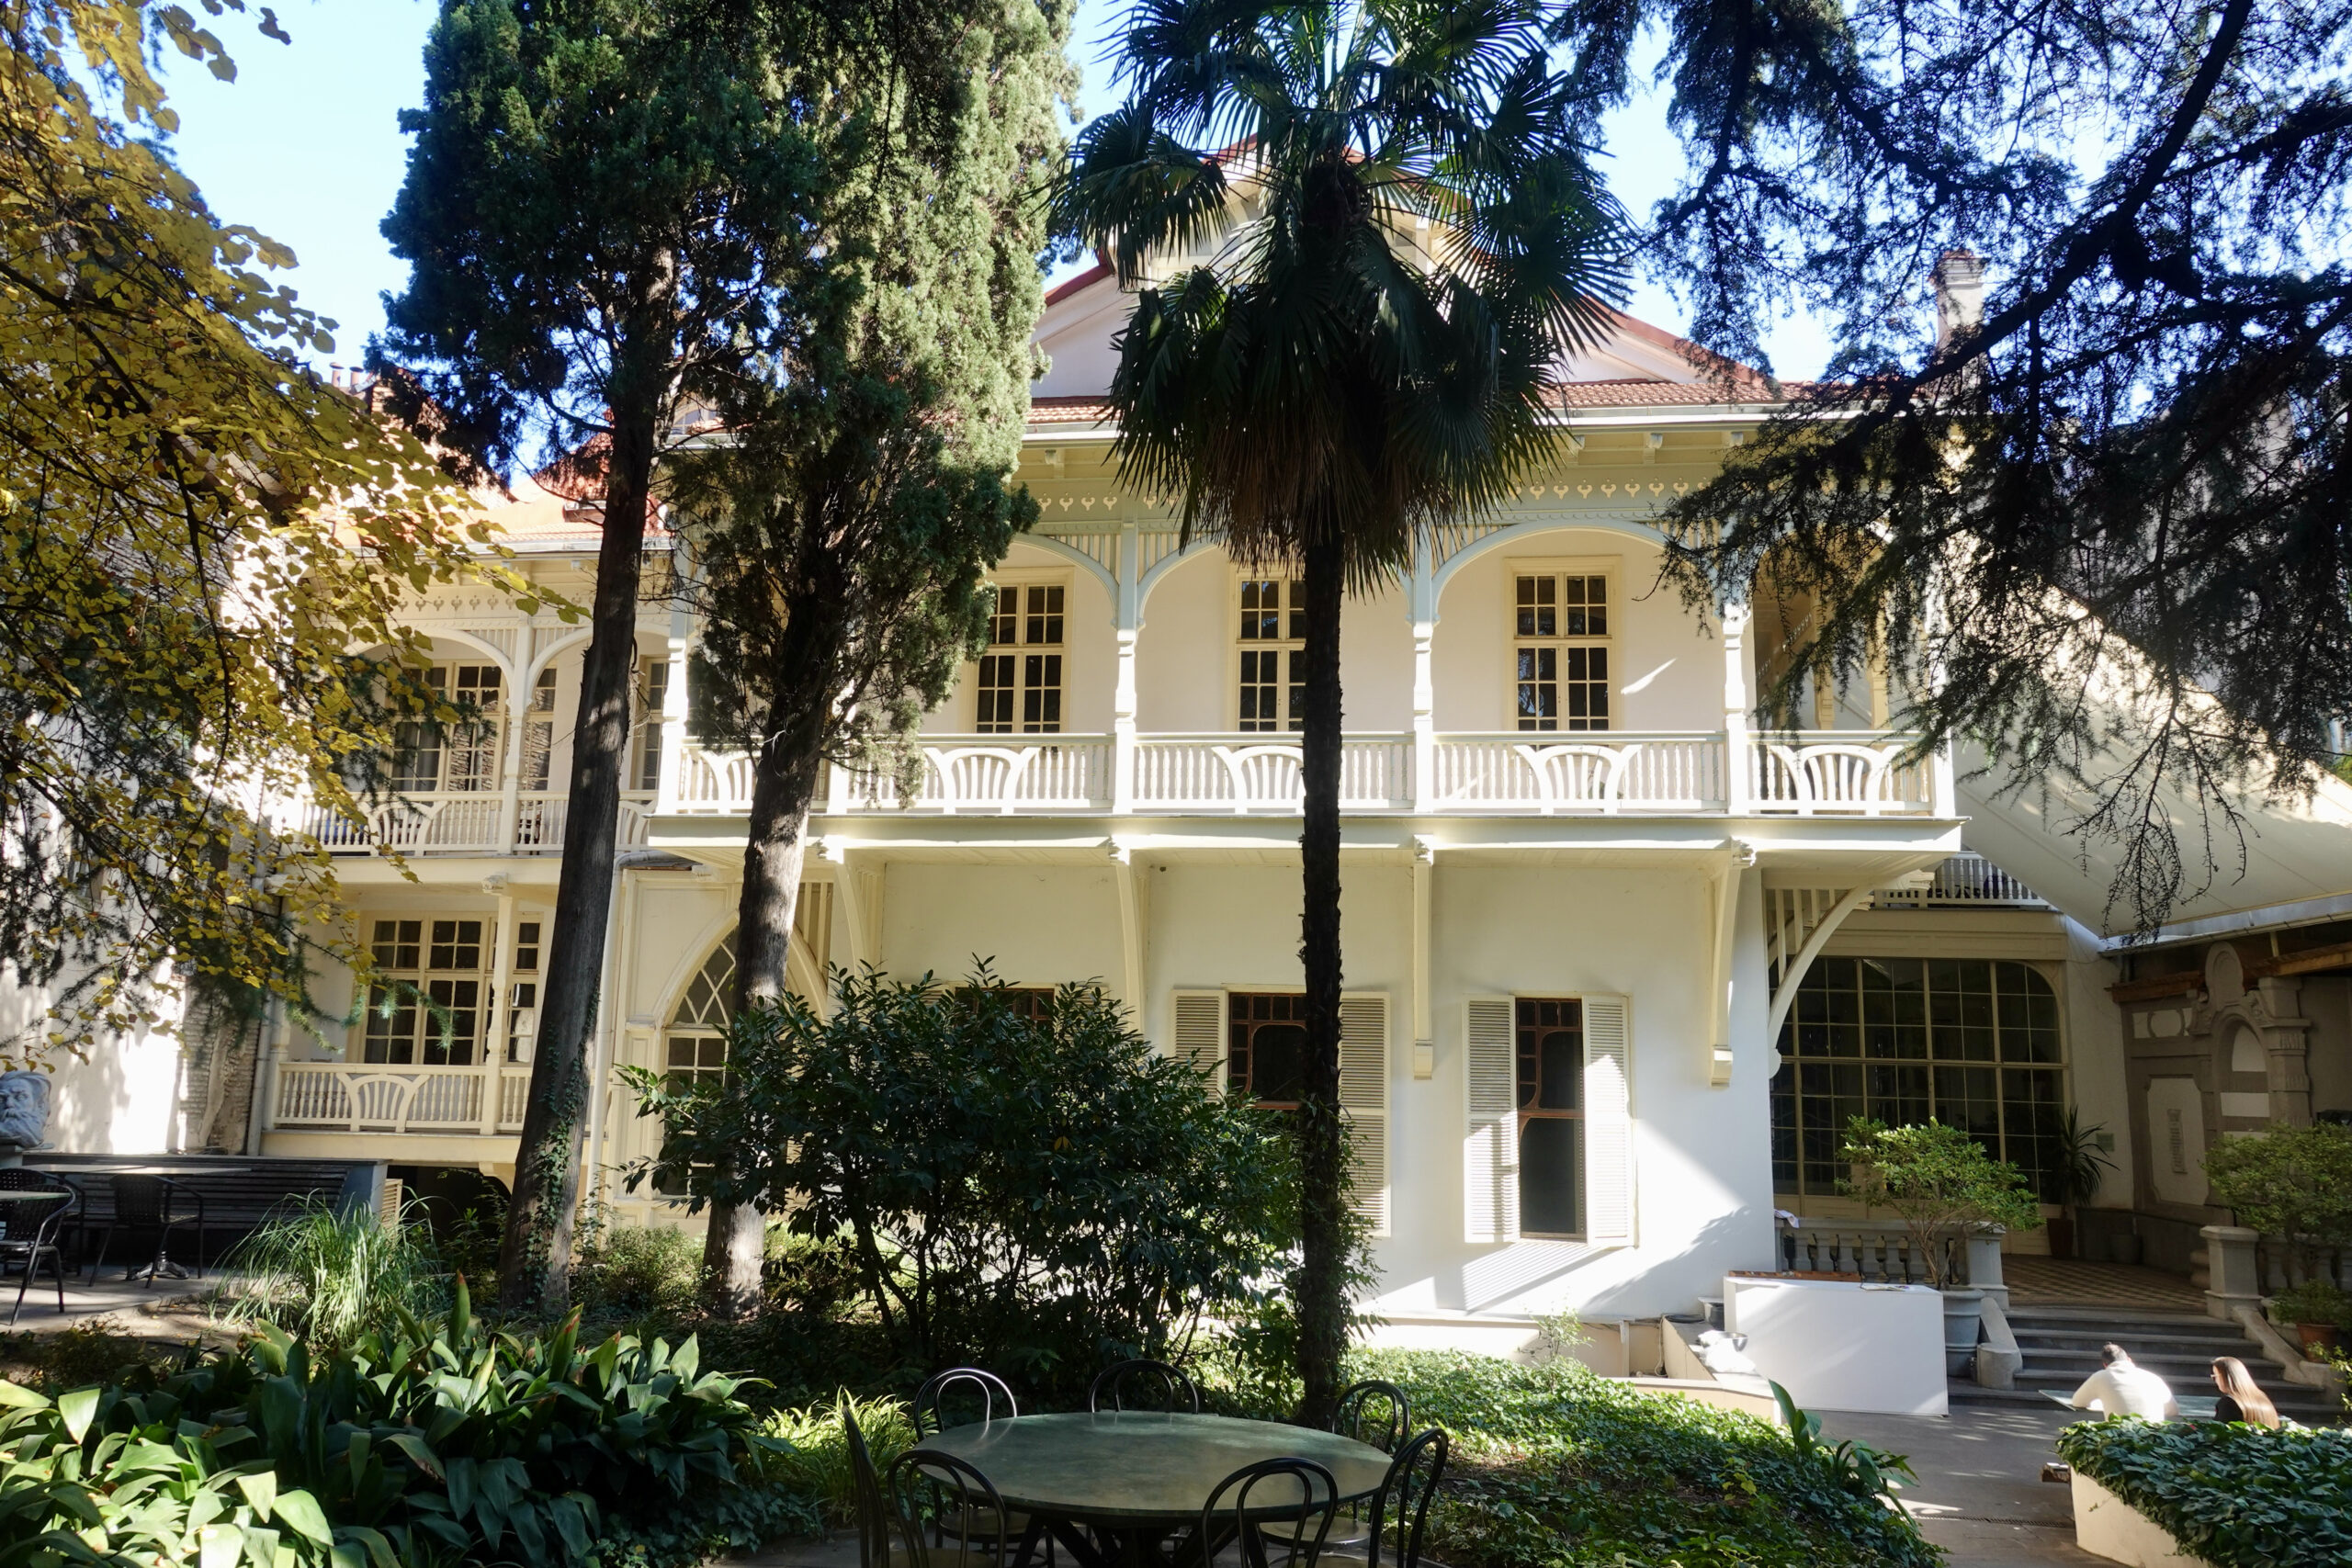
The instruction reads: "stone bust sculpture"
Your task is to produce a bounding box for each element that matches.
[0,1070,51,1150]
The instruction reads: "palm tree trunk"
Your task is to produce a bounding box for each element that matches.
[703,687,829,1314]
[495,393,656,1315]
[1295,525,1347,1427]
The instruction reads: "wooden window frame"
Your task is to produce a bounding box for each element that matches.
[361,915,489,1066]
[975,576,1069,734]
[1507,557,1617,733]
[1232,573,1306,732]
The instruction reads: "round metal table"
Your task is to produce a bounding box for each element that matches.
[915,1412,1391,1568]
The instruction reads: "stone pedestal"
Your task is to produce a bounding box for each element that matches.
[2199,1224,2262,1321]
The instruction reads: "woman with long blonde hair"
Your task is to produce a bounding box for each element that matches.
[2210,1357,2280,1427]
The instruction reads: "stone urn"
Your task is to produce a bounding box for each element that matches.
[1940,1288,1985,1376]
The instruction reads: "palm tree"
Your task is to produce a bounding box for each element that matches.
[1054,0,1626,1421]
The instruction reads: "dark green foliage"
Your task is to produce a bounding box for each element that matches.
[1053,0,1629,1422]
[1353,1350,1941,1568]
[1591,0,2352,928]
[0,1287,804,1568]
[626,971,1303,1404]
[2057,1418,2352,1568]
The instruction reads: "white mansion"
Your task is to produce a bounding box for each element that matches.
[46,261,2352,1345]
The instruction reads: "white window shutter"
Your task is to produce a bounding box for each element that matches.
[1170,990,1226,1089]
[1339,993,1390,1236]
[1464,996,1519,1243]
[1581,993,1634,1247]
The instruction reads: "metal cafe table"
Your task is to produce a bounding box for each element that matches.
[914,1411,1393,1568]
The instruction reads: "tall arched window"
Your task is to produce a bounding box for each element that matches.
[656,935,736,1196]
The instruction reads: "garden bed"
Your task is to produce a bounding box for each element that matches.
[1354,1351,1939,1568]
[2056,1418,2352,1568]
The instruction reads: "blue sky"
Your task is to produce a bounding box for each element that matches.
[158,0,1835,378]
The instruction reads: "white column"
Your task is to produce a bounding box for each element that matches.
[1410,836,1435,1077]
[653,614,691,814]
[1113,524,1139,814]
[496,648,529,851]
[1409,537,1435,814]
[481,879,514,1135]
[1721,600,1752,815]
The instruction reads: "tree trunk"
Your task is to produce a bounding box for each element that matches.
[495,394,657,1315]
[1295,525,1347,1427]
[702,691,829,1314]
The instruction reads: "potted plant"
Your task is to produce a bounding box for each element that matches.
[2204,1121,2352,1345]
[1840,1118,2044,1373]
[2042,1108,2116,1261]
[2267,1279,2352,1353]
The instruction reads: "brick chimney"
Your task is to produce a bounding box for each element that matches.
[1932,250,1986,351]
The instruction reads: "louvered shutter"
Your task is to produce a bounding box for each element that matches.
[1581,994,1634,1246]
[1338,993,1390,1236]
[1170,990,1226,1091]
[1464,996,1519,1243]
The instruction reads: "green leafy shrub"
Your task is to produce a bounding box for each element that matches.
[0,1284,809,1568]
[628,971,1304,1405]
[1353,1349,1939,1568]
[2205,1122,2352,1280]
[214,1200,449,1352]
[763,1393,917,1527]
[579,1224,704,1319]
[2057,1418,2352,1568]
[2267,1278,2352,1330]
[1840,1117,2043,1285]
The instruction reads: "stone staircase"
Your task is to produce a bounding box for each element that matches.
[1953,1303,2342,1423]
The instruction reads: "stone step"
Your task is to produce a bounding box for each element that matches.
[1951,1381,2341,1419]
[2011,1324,2251,1347]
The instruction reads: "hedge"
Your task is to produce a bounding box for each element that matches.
[2055,1418,2352,1568]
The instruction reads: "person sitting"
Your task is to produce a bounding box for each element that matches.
[2069,1343,2179,1420]
[2208,1356,2280,1428]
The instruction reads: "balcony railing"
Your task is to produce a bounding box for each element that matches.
[267,1060,530,1136]
[1872,852,2050,909]
[657,729,1951,819]
[282,791,657,857]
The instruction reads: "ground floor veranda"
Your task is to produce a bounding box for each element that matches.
[218,826,2158,1345]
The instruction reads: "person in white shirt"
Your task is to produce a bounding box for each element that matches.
[2070,1343,2179,1420]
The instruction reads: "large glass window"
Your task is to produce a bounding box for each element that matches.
[1228,992,1306,1108]
[361,917,486,1065]
[1237,579,1305,732]
[390,662,507,792]
[1770,957,2065,1199]
[1513,573,1610,731]
[976,585,1064,733]
[1517,998,1585,1236]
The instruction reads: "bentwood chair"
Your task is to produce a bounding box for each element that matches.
[0,1184,74,1323]
[1363,1429,1449,1568]
[845,1402,896,1568]
[884,1449,1016,1568]
[912,1367,1020,1435]
[1198,1458,1340,1568]
[1265,1381,1412,1554]
[910,1370,1049,1565]
[1088,1357,1200,1415]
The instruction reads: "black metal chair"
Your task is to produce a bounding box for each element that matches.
[1331,1381,1410,1454]
[1089,1357,1200,1414]
[0,1168,79,1266]
[909,1370,1049,1564]
[884,1448,1015,1568]
[0,1185,74,1324]
[1265,1381,1414,1553]
[85,1174,206,1285]
[912,1367,1020,1435]
[1198,1457,1340,1568]
[1363,1429,1448,1568]
[844,1402,897,1568]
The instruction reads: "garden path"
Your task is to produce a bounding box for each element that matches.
[1817,1404,2103,1568]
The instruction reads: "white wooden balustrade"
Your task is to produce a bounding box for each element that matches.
[1750,734,1932,816]
[270,1061,530,1135]
[1429,732,1725,812]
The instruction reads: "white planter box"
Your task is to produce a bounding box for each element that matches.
[2071,1472,2211,1566]
[1723,1276,1946,1416]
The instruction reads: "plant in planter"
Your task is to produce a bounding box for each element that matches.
[2266,1279,2352,1353]
[2204,1121,2352,1343]
[1841,1119,2044,1372]
[2043,1109,2117,1261]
